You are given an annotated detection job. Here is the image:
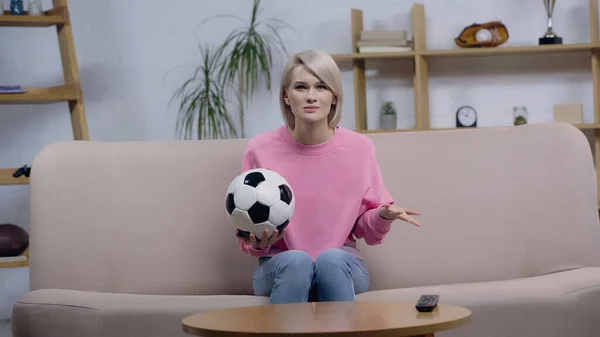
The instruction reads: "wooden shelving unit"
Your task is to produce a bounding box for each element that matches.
[361,123,600,134]
[331,0,600,210]
[0,0,89,191]
[0,0,89,268]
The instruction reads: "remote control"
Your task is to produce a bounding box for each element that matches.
[416,294,439,312]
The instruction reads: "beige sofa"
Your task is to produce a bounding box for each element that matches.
[12,122,600,337]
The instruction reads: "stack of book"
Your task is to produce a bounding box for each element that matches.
[357,30,412,53]
[0,85,27,94]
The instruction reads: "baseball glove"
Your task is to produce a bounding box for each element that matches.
[454,21,509,48]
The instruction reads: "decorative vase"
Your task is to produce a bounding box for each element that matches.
[10,0,24,15]
[380,101,397,130]
[28,0,41,16]
[380,114,397,130]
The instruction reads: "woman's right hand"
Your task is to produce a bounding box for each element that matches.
[237,228,284,250]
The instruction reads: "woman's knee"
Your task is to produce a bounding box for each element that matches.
[275,250,313,267]
[314,248,350,270]
[313,248,370,295]
[275,250,313,271]
[252,250,314,297]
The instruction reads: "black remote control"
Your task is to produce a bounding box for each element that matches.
[416,294,439,312]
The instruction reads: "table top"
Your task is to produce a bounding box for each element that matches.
[182,301,471,337]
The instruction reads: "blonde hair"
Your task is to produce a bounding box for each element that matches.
[279,50,343,130]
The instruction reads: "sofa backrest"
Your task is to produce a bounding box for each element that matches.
[29,138,258,295]
[28,123,600,295]
[358,123,600,291]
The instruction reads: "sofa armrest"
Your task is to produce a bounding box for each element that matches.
[356,267,600,337]
[12,289,268,337]
[12,290,101,337]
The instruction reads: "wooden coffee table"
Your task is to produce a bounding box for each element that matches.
[182,301,471,337]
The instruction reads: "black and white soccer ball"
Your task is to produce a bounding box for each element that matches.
[225,168,295,240]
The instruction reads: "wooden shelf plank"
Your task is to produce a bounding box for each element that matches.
[576,123,600,129]
[0,168,29,185]
[0,248,29,269]
[0,257,29,268]
[360,123,600,134]
[331,51,415,61]
[421,43,600,57]
[331,44,600,62]
[0,84,79,104]
[360,128,414,134]
[0,9,65,27]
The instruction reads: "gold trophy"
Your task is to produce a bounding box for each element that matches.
[539,0,563,44]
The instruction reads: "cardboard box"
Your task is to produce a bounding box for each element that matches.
[553,103,583,124]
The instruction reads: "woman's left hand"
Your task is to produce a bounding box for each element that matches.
[378,204,421,227]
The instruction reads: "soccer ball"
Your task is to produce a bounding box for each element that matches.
[225,168,295,240]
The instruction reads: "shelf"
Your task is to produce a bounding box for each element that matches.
[361,128,414,134]
[0,8,65,27]
[0,248,29,269]
[0,84,79,104]
[575,123,600,129]
[359,123,600,134]
[338,1,600,214]
[422,43,600,58]
[331,51,415,61]
[0,168,29,185]
[0,257,29,268]
[331,43,600,62]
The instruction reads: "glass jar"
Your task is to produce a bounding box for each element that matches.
[513,106,528,125]
[28,0,41,16]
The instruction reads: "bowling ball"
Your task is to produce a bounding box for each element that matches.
[0,223,29,257]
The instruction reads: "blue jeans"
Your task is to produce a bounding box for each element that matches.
[252,248,370,304]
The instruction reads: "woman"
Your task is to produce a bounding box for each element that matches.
[237,50,420,304]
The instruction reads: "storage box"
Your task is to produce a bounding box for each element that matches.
[553,103,583,124]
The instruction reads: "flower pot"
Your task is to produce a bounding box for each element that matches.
[380,114,396,130]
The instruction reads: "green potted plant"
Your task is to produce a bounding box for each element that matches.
[513,106,528,126]
[380,101,397,130]
[514,115,527,125]
[171,0,291,139]
[171,44,238,140]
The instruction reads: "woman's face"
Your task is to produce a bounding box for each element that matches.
[283,65,336,126]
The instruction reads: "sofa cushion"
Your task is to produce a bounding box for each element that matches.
[356,267,600,337]
[12,289,269,337]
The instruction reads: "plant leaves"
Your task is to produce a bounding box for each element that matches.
[170,44,238,140]
[171,0,291,139]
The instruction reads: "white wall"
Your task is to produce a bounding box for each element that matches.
[0,0,597,317]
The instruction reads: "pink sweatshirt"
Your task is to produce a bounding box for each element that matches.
[239,125,395,260]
